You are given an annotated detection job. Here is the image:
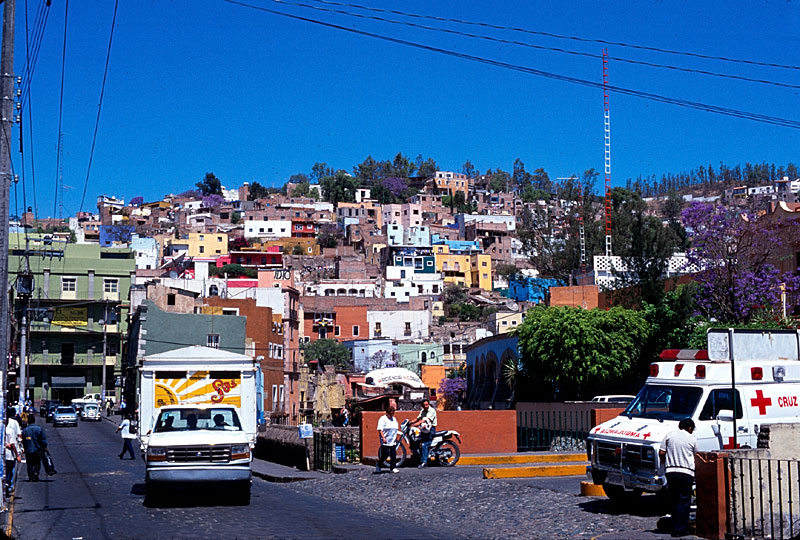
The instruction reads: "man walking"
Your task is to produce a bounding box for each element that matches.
[116,414,137,459]
[4,410,22,495]
[409,399,437,468]
[21,414,47,482]
[375,406,401,474]
[659,418,697,537]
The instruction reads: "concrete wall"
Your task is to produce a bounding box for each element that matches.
[360,410,516,458]
[517,402,625,432]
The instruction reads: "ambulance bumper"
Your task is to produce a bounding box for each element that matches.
[587,464,667,492]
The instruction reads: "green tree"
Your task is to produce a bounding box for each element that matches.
[461,160,477,178]
[414,155,438,178]
[291,181,318,199]
[196,172,223,196]
[320,170,359,206]
[354,156,380,186]
[301,339,353,370]
[515,306,650,399]
[248,181,271,200]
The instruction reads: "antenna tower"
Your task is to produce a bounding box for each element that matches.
[602,49,612,258]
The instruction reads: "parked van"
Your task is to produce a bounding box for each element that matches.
[587,329,800,500]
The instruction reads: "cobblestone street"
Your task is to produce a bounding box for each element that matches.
[5,417,699,539]
[284,465,695,540]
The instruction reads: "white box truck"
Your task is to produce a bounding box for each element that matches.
[138,345,258,504]
[587,329,800,501]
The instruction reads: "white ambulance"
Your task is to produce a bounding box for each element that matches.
[587,329,800,500]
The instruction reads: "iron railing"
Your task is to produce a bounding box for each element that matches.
[727,455,800,540]
[313,431,360,472]
[517,409,591,452]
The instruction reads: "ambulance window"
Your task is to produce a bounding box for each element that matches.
[699,389,743,420]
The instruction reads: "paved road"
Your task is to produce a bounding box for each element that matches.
[6,418,450,540]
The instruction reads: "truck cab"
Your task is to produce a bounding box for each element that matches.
[587,329,800,499]
[144,404,252,502]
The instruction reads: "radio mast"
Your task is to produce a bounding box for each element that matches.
[602,49,612,258]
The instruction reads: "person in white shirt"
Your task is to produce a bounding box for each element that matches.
[375,406,401,474]
[4,411,22,496]
[659,418,697,538]
[115,414,137,460]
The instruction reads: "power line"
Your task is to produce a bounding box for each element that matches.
[305,0,800,72]
[52,0,68,219]
[222,0,800,130]
[79,0,119,213]
[271,0,800,90]
[23,0,40,226]
[19,0,52,108]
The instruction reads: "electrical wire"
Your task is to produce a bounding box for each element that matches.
[19,0,52,108]
[24,0,40,228]
[79,0,119,213]
[306,0,800,72]
[222,0,800,130]
[272,0,800,90]
[52,0,69,219]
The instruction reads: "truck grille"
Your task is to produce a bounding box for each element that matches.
[166,445,231,463]
[595,441,656,474]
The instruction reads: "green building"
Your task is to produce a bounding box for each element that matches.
[9,234,135,403]
[395,343,444,375]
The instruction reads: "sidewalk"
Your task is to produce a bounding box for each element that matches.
[250,459,327,483]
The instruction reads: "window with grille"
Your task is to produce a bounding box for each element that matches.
[104,279,119,293]
[207,334,220,349]
[62,277,77,292]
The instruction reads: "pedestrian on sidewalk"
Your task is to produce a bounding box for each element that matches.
[116,414,137,460]
[21,414,46,482]
[375,406,401,474]
[4,410,22,495]
[659,418,697,538]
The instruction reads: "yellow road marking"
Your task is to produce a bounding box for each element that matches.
[483,463,588,478]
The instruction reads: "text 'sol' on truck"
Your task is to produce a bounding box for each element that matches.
[138,345,260,504]
[587,329,800,501]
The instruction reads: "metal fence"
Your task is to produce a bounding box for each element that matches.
[728,455,800,540]
[517,409,590,452]
[313,431,360,472]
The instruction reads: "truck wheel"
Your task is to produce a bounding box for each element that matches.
[144,482,163,507]
[234,481,251,505]
[603,483,642,503]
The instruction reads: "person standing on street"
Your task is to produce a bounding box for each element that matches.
[4,410,22,495]
[409,399,437,468]
[659,418,697,538]
[375,406,401,474]
[21,414,47,482]
[116,414,137,460]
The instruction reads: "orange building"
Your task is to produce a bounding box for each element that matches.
[302,304,368,343]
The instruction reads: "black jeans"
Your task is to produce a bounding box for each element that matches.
[25,451,41,481]
[666,472,693,534]
[120,438,136,459]
[377,444,396,470]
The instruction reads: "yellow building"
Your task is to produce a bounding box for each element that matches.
[187,232,228,257]
[434,171,470,198]
[434,252,492,291]
[254,238,320,256]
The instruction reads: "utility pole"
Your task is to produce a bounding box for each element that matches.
[100,306,107,406]
[0,0,16,511]
[18,309,26,403]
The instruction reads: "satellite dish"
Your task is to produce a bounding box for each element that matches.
[169,270,178,279]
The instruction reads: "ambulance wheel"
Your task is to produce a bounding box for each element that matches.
[603,484,642,503]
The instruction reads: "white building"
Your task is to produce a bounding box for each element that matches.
[384,266,443,301]
[131,236,160,270]
[302,280,379,298]
[367,309,430,341]
[244,220,291,239]
[593,252,702,291]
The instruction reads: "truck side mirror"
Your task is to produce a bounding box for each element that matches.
[716,409,734,422]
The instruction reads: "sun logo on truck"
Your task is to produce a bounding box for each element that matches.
[154,372,242,407]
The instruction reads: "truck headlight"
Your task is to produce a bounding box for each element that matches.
[146,447,166,462]
[644,447,655,460]
[231,444,250,460]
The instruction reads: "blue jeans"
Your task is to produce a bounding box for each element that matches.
[376,444,396,471]
[5,459,16,491]
[420,429,435,464]
[667,472,693,534]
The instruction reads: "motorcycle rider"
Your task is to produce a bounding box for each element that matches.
[409,399,437,468]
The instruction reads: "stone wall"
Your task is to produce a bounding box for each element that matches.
[256,425,361,470]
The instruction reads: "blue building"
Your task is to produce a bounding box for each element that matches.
[505,277,564,304]
[464,334,519,410]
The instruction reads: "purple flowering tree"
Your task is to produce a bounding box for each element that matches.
[682,202,800,323]
[129,196,144,206]
[437,377,467,410]
[381,177,408,198]
[202,194,225,208]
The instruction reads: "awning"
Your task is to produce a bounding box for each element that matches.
[50,376,86,388]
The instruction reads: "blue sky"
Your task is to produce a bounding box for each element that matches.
[12,0,800,217]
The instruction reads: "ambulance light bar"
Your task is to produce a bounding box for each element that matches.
[659,349,709,360]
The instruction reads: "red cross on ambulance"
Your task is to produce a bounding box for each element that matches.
[750,389,772,416]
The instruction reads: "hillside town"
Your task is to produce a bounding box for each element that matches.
[8,166,800,431]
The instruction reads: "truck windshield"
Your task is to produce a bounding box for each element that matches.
[153,408,243,432]
[622,384,703,421]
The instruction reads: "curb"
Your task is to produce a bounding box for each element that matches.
[252,470,314,483]
[459,453,586,466]
[483,463,588,479]
[580,480,606,496]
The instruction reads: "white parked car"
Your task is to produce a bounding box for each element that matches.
[81,403,102,421]
[590,395,635,404]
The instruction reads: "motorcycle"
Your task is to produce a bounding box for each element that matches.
[380,419,462,468]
